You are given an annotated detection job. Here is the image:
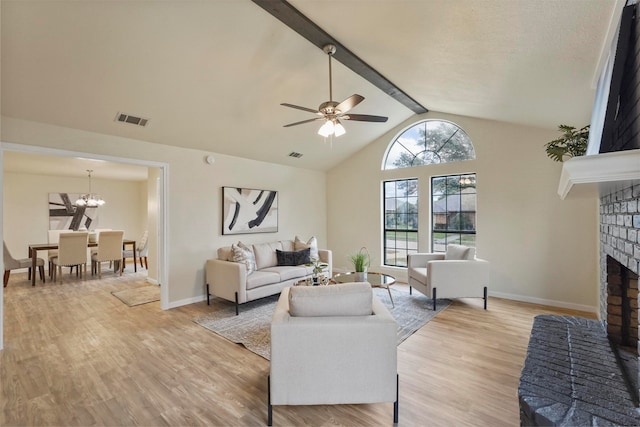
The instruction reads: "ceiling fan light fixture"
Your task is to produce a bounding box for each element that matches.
[318,120,335,137]
[281,44,388,136]
[333,121,346,137]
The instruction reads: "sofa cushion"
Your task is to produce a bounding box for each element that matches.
[276,248,310,266]
[288,282,373,317]
[445,244,475,260]
[217,246,233,262]
[280,240,294,251]
[262,265,308,282]
[246,270,281,290]
[231,242,256,274]
[253,241,283,270]
[294,235,319,260]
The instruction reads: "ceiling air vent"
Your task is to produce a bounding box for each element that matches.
[288,152,303,158]
[115,112,149,127]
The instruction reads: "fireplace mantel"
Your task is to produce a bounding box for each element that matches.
[558,149,640,199]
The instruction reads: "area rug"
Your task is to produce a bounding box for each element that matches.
[111,285,160,307]
[193,287,450,360]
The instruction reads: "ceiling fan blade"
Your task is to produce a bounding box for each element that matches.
[343,114,389,123]
[283,117,323,128]
[335,94,364,114]
[280,103,321,114]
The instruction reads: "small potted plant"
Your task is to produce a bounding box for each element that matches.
[306,257,328,285]
[544,124,590,162]
[349,247,370,282]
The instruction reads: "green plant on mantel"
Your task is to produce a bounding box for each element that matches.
[544,124,590,162]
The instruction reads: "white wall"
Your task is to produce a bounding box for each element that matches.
[327,111,599,312]
[2,171,146,258]
[1,117,327,307]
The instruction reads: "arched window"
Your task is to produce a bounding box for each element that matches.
[383,120,475,170]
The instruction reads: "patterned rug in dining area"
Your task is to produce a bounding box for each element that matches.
[193,286,451,360]
[111,285,160,307]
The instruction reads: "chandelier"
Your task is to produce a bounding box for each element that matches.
[75,170,105,207]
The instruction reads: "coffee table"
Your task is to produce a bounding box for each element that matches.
[332,272,396,307]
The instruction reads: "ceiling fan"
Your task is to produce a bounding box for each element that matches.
[281,44,388,137]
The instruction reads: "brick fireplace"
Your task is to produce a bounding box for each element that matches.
[600,185,640,350]
[519,2,640,423]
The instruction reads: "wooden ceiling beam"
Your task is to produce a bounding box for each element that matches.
[251,0,428,115]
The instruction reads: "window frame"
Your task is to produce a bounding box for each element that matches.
[383,178,419,267]
[430,173,477,253]
[383,119,475,170]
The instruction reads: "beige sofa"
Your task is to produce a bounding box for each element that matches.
[268,283,399,425]
[205,239,332,314]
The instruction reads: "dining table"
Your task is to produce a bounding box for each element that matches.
[28,239,137,285]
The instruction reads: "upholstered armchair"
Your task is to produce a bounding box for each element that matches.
[407,244,490,310]
[268,282,398,425]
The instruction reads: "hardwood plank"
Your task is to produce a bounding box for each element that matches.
[1,272,594,426]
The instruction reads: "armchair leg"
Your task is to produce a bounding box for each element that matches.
[483,286,488,310]
[206,284,210,305]
[4,270,10,287]
[432,287,437,311]
[394,374,399,424]
[267,375,273,426]
[235,292,239,316]
[409,286,412,295]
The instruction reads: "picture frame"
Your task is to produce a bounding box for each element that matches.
[49,192,99,231]
[222,187,278,235]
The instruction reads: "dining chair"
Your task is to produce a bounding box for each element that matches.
[123,230,148,270]
[51,232,88,283]
[3,241,45,287]
[47,229,66,278]
[91,230,124,278]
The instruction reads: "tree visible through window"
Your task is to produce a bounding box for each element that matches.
[384,120,475,169]
[383,179,418,267]
[431,174,476,252]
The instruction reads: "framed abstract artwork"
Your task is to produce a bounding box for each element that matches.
[49,192,99,231]
[222,187,278,235]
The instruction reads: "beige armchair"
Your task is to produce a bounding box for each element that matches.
[91,230,124,278]
[407,244,490,310]
[3,241,45,287]
[268,283,398,425]
[51,232,88,282]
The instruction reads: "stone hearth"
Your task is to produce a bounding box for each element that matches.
[518,315,640,425]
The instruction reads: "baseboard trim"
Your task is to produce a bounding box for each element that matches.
[146,277,159,285]
[489,290,597,314]
[166,294,207,309]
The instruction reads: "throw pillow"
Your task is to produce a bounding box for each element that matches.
[288,282,373,317]
[294,235,319,260]
[231,242,256,275]
[276,248,311,266]
[445,244,474,260]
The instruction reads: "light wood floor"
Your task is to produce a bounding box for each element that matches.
[1,271,595,426]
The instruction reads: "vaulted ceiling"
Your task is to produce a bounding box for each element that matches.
[1,0,621,172]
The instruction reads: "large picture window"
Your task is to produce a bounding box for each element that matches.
[383,179,418,267]
[431,174,476,252]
